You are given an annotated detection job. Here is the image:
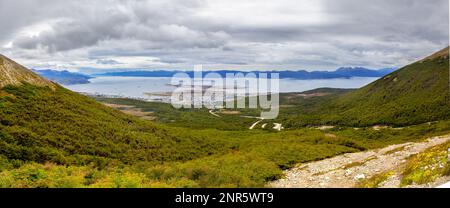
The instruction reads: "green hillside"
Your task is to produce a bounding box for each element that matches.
[0,84,245,165]
[282,47,450,127]
[0,55,240,167]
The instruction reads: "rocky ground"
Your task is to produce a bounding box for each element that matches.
[269,135,450,188]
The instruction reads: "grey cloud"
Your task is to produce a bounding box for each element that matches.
[96,59,121,65]
[0,0,448,71]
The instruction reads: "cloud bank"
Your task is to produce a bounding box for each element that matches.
[0,0,448,72]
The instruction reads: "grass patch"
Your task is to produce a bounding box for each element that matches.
[383,146,407,155]
[400,141,450,187]
[342,156,378,170]
[356,171,395,188]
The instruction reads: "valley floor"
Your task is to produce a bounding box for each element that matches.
[270,135,450,188]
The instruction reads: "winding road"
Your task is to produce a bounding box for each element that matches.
[249,119,264,130]
[208,109,221,118]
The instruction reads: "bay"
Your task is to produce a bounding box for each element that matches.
[65,76,378,100]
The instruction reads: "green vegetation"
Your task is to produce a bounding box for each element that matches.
[95,97,259,131]
[0,84,238,167]
[0,163,158,188]
[95,88,353,131]
[356,171,395,188]
[1,84,450,187]
[400,141,450,186]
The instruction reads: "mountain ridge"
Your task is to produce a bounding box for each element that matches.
[0,54,55,89]
[93,67,396,79]
[422,47,449,61]
[33,69,91,85]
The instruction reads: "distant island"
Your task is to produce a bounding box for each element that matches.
[33,69,92,85]
[94,67,396,79]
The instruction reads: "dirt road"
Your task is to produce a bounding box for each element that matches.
[208,109,221,118]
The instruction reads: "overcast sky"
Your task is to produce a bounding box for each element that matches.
[0,0,448,73]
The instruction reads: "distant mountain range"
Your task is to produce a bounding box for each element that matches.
[94,67,396,79]
[33,69,92,85]
[32,67,396,85]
